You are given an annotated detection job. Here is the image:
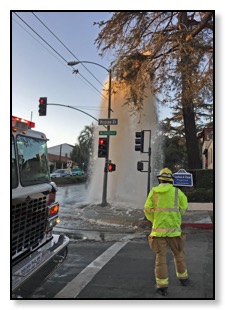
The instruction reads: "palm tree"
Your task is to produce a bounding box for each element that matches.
[78,124,94,157]
[71,123,95,171]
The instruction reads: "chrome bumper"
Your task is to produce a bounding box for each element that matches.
[12,234,69,293]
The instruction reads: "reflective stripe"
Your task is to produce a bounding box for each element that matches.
[156,277,168,287]
[152,227,181,233]
[174,187,178,208]
[176,270,188,279]
[144,207,179,213]
[145,187,180,214]
[153,191,158,205]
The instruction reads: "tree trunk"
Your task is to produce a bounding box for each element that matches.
[179,12,202,169]
[182,99,201,169]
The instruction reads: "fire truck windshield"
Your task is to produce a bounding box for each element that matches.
[12,135,50,187]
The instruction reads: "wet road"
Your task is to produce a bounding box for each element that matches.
[13,231,214,299]
[12,184,214,299]
[56,183,88,211]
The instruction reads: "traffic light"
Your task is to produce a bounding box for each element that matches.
[135,131,144,152]
[107,163,116,172]
[38,97,47,116]
[98,137,108,158]
[137,161,144,171]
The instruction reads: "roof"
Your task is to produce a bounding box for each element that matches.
[48,153,76,165]
[197,127,213,140]
[48,143,74,149]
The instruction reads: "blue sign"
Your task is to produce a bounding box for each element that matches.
[173,169,193,187]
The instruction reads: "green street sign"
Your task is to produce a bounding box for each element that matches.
[99,130,117,136]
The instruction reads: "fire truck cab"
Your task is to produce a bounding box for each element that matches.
[11,116,69,296]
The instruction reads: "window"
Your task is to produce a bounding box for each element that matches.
[17,135,50,186]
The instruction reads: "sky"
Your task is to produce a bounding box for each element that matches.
[11,11,175,149]
[12,11,114,147]
[11,10,218,149]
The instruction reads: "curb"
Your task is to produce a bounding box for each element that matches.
[182,223,213,229]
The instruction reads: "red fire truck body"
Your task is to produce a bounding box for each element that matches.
[11,116,69,295]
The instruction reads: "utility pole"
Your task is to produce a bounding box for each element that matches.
[102,69,112,206]
[67,61,112,207]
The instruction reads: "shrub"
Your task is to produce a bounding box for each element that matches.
[187,169,213,189]
[52,175,87,185]
[180,169,214,202]
[184,188,214,203]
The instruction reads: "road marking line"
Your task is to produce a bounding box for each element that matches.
[54,240,129,298]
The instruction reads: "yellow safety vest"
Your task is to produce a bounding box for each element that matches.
[144,183,188,237]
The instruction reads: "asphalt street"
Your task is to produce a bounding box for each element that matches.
[12,184,214,300]
[14,229,214,300]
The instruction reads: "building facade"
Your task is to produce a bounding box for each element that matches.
[197,128,213,169]
[47,143,76,171]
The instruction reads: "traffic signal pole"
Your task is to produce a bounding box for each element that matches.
[102,69,112,206]
[147,131,152,196]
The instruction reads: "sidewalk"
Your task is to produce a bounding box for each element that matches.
[78,202,213,232]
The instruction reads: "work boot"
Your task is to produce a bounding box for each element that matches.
[156,287,168,296]
[179,278,190,286]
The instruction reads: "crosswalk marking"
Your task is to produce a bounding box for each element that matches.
[54,240,129,298]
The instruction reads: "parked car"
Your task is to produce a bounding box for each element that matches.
[50,169,71,178]
[70,169,84,176]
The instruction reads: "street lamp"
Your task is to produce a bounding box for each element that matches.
[67,60,112,206]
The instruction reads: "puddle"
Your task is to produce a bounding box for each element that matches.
[54,226,146,242]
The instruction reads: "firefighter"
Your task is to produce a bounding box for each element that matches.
[144,168,189,296]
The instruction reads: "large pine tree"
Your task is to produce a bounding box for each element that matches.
[95,11,213,169]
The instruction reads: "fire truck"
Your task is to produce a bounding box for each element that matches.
[11,116,69,295]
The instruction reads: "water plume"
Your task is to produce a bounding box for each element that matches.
[86,81,163,209]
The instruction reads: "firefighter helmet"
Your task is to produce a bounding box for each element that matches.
[157,168,174,182]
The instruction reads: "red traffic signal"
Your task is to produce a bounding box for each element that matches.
[98,138,108,158]
[38,97,47,116]
[39,97,46,104]
[107,163,116,172]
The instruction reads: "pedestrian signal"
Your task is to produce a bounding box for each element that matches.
[98,137,108,158]
[107,163,116,172]
[137,161,144,171]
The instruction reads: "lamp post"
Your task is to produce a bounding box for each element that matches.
[67,60,112,206]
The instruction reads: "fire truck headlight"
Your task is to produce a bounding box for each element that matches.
[47,216,60,229]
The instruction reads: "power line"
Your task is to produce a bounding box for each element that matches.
[14,12,67,63]
[12,17,71,70]
[32,12,104,88]
[68,105,107,111]
[12,16,102,97]
[13,12,107,99]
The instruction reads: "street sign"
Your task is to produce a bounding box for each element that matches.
[99,130,117,136]
[67,160,72,168]
[173,169,193,187]
[98,118,118,126]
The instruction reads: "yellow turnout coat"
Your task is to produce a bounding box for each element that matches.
[144,183,188,237]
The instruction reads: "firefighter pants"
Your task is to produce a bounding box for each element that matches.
[148,234,188,288]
